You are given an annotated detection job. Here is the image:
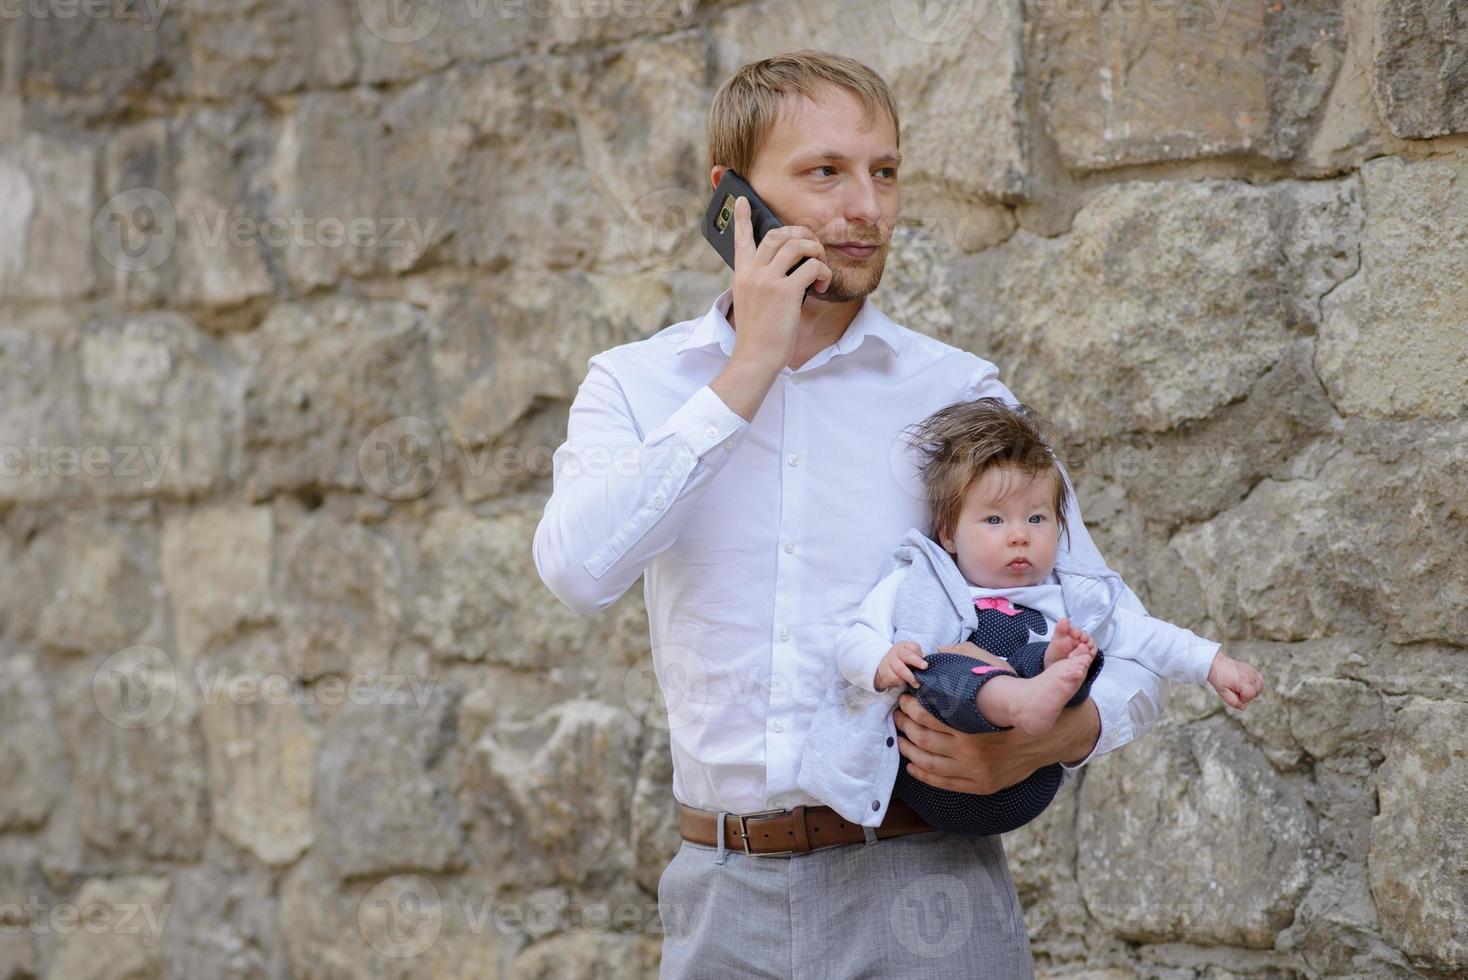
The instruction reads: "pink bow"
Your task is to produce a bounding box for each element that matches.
[975,596,1020,616]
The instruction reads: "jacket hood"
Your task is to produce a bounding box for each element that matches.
[878,527,1129,643]
[878,527,980,636]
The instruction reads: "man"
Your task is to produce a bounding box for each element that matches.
[533,50,1166,978]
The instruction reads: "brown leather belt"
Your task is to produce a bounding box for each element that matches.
[678,799,936,856]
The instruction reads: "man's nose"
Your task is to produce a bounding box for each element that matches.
[843,175,882,226]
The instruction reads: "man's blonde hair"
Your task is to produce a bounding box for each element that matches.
[707,50,900,177]
[903,398,1072,552]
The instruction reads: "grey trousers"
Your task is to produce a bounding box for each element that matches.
[656,821,1034,979]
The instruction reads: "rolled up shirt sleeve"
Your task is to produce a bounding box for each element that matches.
[532,357,750,617]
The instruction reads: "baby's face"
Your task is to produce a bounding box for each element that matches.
[939,466,1061,589]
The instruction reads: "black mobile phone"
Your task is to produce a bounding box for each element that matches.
[700,170,812,291]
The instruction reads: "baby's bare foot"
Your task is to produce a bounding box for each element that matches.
[1007,654,1093,736]
[1043,618,1080,669]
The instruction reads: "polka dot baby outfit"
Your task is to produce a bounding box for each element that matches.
[894,587,1104,836]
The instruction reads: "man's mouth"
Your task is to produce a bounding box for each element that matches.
[829,242,880,259]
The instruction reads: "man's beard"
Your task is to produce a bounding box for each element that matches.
[809,244,888,304]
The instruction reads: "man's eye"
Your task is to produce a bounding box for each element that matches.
[813,166,837,177]
[876,167,897,179]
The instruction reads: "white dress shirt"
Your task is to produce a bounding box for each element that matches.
[532,287,1168,816]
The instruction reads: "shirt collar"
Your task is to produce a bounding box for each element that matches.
[674,287,906,360]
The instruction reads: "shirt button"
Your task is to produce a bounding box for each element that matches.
[791,375,802,385]
[787,454,799,467]
[652,495,665,509]
[779,627,790,641]
[871,800,881,811]
[783,540,795,554]
[771,719,784,733]
[886,736,894,747]
[705,425,717,438]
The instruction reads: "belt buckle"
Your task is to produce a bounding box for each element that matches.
[736,808,792,856]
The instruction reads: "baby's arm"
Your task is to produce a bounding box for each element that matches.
[1207,650,1264,710]
[1102,610,1263,710]
[834,564,909,693]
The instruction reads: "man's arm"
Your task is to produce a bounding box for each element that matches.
[532,357,755,616]
[1047,463,1168,776]
[893,686,1100,796]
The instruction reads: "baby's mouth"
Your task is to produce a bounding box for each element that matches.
[1007,558,1031,570]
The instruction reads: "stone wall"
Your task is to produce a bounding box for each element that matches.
[1,1,1464,977]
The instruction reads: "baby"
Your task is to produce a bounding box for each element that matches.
[797,397,1263,836]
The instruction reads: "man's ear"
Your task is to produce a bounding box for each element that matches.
[709,165,728,192]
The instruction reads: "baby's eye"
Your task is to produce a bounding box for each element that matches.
[984,515,1002,525]
[1028,514,1046,524]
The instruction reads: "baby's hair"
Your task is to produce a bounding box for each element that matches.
[902,397,1071,550]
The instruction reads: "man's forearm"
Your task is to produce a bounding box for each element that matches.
[1055,698,1101,767]
[710,356,782,423]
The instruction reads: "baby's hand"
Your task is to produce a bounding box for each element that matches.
[875,641,928,691]
[1207,650,1264,710]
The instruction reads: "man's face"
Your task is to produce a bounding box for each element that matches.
[716,85,901,304]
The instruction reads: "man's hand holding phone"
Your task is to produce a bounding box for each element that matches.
[728,195,832,372]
